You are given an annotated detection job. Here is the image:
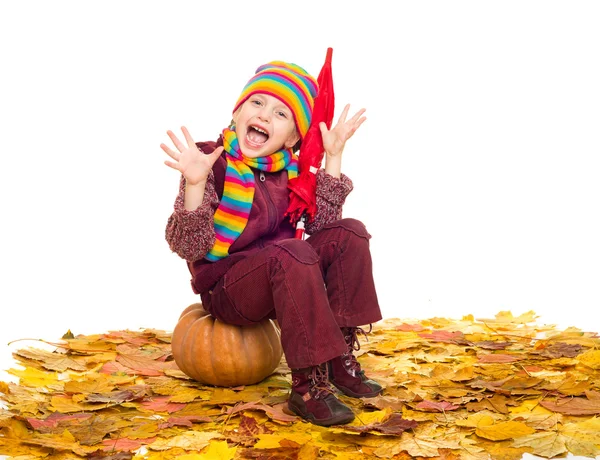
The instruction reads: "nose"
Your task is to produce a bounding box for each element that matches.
[258,106,271,122]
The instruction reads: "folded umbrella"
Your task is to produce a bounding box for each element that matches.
[286,47,336,238]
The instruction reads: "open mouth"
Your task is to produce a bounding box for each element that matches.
[245,125,269,148]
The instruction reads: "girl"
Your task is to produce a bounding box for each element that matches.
[162,60,382,426]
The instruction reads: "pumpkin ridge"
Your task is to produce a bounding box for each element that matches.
[204,317,217,384]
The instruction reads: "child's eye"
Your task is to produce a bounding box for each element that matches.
[251,99,262,106]
[277,111,288,118]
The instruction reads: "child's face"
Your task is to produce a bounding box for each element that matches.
[232,93,300,158]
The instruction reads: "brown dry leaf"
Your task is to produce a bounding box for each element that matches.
[225,401,298,423]
[466,394,512,414]
[540,395,600,415]
[14,347,89,372]
[22,429,98,456]
[477,353,524,364]
[115,352,177,376]
[342,413,417,435]
[415,400,459,412]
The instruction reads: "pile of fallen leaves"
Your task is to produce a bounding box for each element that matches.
[1,310,600,460]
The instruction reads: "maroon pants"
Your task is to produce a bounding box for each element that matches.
[201,218,382,369]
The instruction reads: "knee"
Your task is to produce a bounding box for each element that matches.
[327,218,371,240]
[273,238,319,265]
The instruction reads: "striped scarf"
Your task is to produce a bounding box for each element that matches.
[205,128,299,262]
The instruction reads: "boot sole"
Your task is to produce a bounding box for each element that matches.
[331,381,383,399]
[288,400,355,426]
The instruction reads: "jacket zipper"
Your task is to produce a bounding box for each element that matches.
[257,171,277,234]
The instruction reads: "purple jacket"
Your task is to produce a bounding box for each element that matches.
[165,136,353,295]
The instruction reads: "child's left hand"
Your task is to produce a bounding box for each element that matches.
[319,104,366,158]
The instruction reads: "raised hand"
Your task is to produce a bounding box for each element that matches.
[319,104,366,158]
[161,126,223,186]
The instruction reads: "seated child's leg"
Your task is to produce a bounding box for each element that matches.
[306,218,384,398]
[306,218,382,326]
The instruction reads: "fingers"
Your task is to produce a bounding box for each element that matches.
[349,108,366,125]
[354,116,367,131]
[160,143,179,161]
[336,104,351,125]
[181,126,196,148]
[167,130,186,152]
[207,146,224,166]
[163,159,181,172]
[335,104,366,130]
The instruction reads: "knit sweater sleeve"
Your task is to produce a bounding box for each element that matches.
[165,171,218,262]
[305,169,354,235]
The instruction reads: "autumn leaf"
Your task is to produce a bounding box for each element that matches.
[139,395,186,413]
[254,432,313,449]
[14,347,88,372]
[477,353,524,363]
[473,416,535,441]
[540,395,600,415]
[147,430,223,451]
[157,414,212,429]
[578,349,600,369]
[196,440,237,459]
[418,330,472,345]
[415,400,459,412]
[8,366,60,387]
[101,436,156,453]
[2,313,600,460]
[342,413,417,435]
[225,401,298,423]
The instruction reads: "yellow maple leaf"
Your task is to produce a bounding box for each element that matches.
[512,431,568,457]
[254,432,312,449]
[147,430,223,451]
[297,442,320,459]
[560,417,600,449]
[475,417,535,441]
[455,412,502,428]
[49,394,103,413]
[9,366,59,387]
[512,417,600,457]
[195,440,237,459]
[396,430,461,457]
[578,349,600,370]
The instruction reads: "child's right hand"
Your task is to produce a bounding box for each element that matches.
[161,126,223,186]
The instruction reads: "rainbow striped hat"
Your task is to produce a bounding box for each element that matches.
[233,61,319,140]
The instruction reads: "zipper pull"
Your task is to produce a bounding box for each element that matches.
[259,171,265,182]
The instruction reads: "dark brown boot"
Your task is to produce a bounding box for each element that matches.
[328,326,383,398]
[288,364,355,426]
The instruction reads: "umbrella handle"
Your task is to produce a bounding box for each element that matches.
[294,214,306,240]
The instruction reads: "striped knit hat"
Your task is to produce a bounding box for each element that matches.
[233,61,319,140]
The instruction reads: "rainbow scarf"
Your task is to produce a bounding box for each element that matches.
[205,128,299,262]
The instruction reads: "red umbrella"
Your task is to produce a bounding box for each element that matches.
[286,47,335,238]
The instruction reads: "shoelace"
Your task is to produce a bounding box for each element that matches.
[309,364,334,400]
[341,325,372,376]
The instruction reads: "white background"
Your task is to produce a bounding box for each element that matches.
[1,2,599,456]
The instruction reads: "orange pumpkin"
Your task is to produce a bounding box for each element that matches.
[171,303,283,387]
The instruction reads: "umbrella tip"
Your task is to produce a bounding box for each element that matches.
[326,47,333,62]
